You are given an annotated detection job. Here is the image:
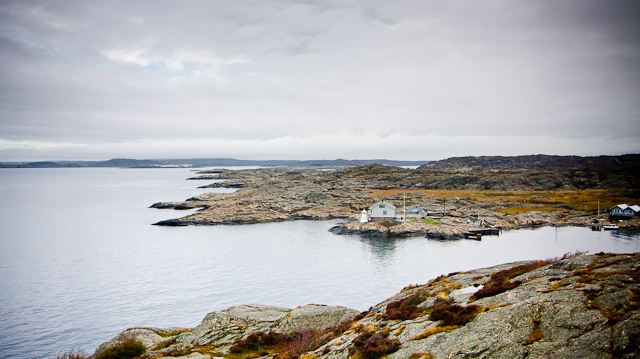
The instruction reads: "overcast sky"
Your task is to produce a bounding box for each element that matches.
[1,0,639,161]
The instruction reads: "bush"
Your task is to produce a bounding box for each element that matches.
[95,338,145,359]
[349,330,400,359]
[382,293,426,321]
[470,261,548,301]
[429,298,481,327]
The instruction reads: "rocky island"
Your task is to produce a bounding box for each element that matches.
[152,154,640,238]
[84,252,640,359]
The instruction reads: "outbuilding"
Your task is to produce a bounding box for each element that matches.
[406,206,428,219]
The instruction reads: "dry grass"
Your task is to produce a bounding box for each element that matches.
[498,207,571,215]
[412,326,460,340]
[50,350,90,359]
[368,189,634,213]
[408,352,436,359]
[527,326,544,344]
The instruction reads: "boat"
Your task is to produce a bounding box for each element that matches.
[603,224,619,230]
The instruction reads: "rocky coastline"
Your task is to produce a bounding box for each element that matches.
[151,162,639,238]
[88,252,640,359]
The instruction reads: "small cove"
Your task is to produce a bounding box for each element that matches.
[0,168,638,359]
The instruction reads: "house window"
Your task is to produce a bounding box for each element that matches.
[380,205,385,208]
[383,210,387,215]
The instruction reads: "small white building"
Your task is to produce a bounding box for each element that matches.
[360,209,369,223]
[610,204,640,218]
[369,200,396,221]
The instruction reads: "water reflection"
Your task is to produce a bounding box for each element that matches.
[612,228,640,239]
[357,236,399,263]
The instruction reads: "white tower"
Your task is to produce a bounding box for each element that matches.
[360,209,369,223]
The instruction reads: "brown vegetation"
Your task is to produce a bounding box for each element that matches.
[368,188,635,214]
[470,261,549,301]
[429,298,482,327]
[381,293,426,321]
[349,330,400,359]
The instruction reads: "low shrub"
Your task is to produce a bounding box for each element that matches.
[349,330,400,359]
[95,338,145,359]
[333,310,368,334]
[227,327,350,359]
[429,298,481,327]
[470,261,548,301]
[228,332,284,358]
[382,293,426,321]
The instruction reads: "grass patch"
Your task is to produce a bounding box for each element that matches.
[50,350,90,359]
[412,326,460,340]
[527,318,544,344]
[153,328,192,337]
[527,326,544,344]
[497,207,570,215]
[95,337,145,359]
[368,188,635,214]
[408,352,435,359]
[152,339,175,351]
[407,218,440,224]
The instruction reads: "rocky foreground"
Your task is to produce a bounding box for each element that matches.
[91,252,640,359]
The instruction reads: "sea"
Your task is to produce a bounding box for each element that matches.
[0,167,638,359]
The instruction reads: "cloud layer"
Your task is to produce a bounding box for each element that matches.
[1,0,639,161]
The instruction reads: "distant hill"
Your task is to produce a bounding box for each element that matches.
[0,158,428,169]
[418,154,640,170]
[413,154,640,192]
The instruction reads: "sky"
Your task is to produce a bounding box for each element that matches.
[1,0,639,162]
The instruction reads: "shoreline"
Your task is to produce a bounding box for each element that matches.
[150,165,640,237]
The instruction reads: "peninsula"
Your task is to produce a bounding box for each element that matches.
[152,154,640,238]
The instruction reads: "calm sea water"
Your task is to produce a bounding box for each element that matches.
[0,168,638,359]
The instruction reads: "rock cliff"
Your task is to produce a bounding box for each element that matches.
[92,252,640,359]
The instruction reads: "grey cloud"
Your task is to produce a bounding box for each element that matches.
[0,0,638,160]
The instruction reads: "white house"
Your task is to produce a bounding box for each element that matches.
[369,200,396,221]
[610,204,640,218]
[406,206,428,219]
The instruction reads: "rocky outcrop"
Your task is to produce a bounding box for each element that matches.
[92,253,640,359]
[93,305,359,358]
[329,219,477,239]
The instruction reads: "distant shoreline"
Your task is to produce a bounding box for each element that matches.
[0,157,428,169]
